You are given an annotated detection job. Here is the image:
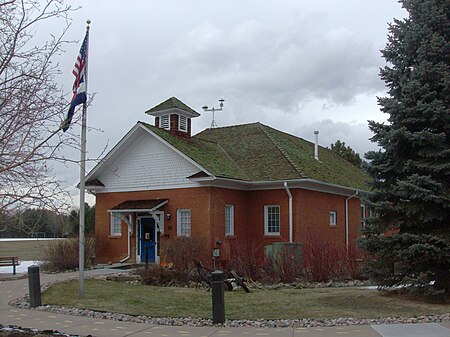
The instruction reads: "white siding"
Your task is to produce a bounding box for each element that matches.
[97,132,200,192]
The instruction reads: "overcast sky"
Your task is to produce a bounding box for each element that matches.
[47,0,406,206]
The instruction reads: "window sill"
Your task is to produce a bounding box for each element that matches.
[264,234,281,238]
[108,235,122,239]
[329,225,337,228]
[225,235,236,239]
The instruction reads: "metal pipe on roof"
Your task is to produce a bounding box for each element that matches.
[314,131,319,161]
[284,182,293,243]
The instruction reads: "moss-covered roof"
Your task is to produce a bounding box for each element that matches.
[145,97,200,117]
[140,122,370,190]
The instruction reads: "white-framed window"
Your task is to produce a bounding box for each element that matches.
[177,209,191,237]
[178,115,187,132]
[110,214,122,236]
[225,205,234,236]
[160,115,170,130]
[330,211,337,226]
[264,205,280,236]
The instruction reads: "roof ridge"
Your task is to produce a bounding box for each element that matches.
[140,122,250,180]
[258,124,307,178]
[195,122,260,136]
[214,142,251,180]
[145,97,199,116]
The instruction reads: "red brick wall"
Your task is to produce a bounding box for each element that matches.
[167,114,191,138]
[94,186,364,264]
[293,189,362,247]
[95,187,213,263]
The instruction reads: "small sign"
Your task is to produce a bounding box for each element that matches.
[212,248,220,257]
[145,232,150,240]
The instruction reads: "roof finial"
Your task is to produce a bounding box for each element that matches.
[202,99,225,130]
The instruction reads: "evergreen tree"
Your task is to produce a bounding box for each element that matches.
[329,140,363,167]
[360,0,450,299]
[68,203,96,237]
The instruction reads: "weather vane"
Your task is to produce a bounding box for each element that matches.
[202,99,225,130]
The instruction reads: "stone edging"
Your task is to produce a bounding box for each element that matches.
[8,273,450,329]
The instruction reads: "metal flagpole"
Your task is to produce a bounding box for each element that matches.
[79,19,91,299]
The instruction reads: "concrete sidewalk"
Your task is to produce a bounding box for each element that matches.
[1,270,449,337]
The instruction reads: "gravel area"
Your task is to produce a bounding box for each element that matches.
[0,324,88,337]
[8,272,450,329]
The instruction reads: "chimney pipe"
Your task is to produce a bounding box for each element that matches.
[314,131,319,161]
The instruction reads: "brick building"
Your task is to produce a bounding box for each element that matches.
[85,97,370,265]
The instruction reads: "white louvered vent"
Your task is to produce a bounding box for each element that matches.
[160,115,170,130]
[179,115,187,132]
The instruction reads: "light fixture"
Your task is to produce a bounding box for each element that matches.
[166,213,171,220]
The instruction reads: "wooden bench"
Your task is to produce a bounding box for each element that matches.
[0,256,20,275]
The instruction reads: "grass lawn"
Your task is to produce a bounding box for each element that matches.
[0,239,64,260]
[42,279,450,320]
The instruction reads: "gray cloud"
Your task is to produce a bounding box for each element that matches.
[43,0,405,206]
[293,119,378,157]
[152,17,383,114]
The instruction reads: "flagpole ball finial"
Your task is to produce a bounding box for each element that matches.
[86,19,91,25]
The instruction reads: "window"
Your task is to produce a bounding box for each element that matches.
[225,205,234,236]
[264,205,280,235]
[177,209,191,237]
[330,211,337,226]
[110,214,122,236]
[179,115,187,132]
[160,115,170,130]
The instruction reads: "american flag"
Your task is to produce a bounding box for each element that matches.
[62,31,89,132]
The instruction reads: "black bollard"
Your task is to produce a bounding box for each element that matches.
[211,270,225,324]
[28,265,42,308]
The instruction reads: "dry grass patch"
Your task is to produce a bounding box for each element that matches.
[0,239,65,260]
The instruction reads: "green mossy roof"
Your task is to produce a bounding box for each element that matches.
[140,122,371,190]
[145,97,199,116]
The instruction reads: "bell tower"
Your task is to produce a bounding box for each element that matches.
[145,97,200,138]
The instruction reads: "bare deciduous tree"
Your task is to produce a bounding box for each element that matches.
[0,0,80,231]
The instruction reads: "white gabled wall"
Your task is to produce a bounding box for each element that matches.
[97,131,200,192]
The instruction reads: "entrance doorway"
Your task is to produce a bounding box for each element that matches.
[140,217,156,263]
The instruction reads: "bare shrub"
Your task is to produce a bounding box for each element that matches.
[161,236,206,278]
[226,241,264,281]
[41,238,95,272]
[343,241,366,280]
[263,244,303,284]
[302,233,345,282]
[135,265,189,286]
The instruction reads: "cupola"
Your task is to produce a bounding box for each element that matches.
[145,97,200,138]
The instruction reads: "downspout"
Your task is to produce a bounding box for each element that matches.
[345,191,359,252]
[284,182,293,243]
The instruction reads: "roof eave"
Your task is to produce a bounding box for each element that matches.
[190,176,370,196]
[109,200,169,213]
[146,107,200,118]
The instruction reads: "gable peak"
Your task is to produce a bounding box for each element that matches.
[145,97,200,118]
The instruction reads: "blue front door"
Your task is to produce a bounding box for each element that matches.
[140,218,156,263]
